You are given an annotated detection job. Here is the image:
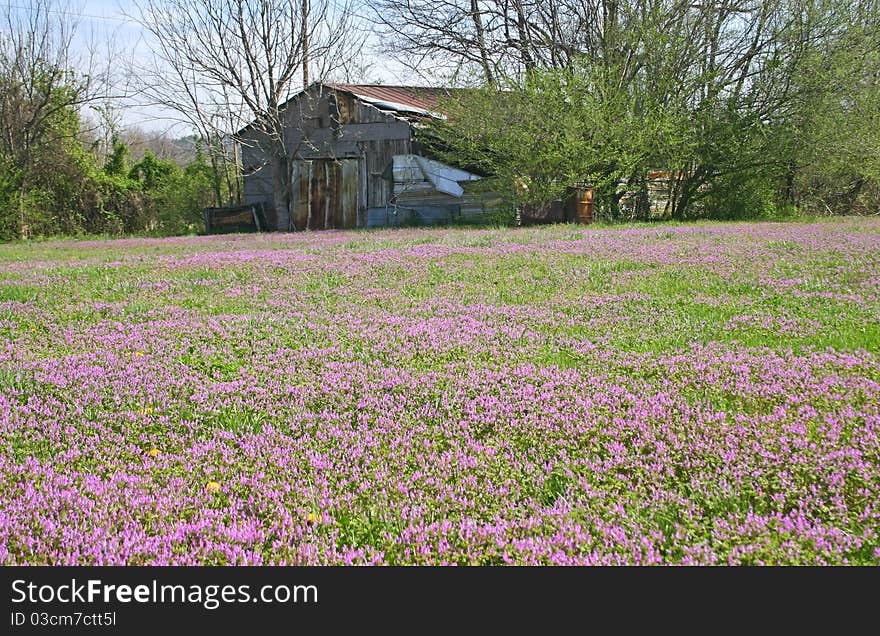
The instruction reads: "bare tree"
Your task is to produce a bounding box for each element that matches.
[133,0,366,230]
[369,0,832,91]
[367,0,610,83]
[367,0,503,83]
[126,27,246,207]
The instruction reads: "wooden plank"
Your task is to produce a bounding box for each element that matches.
[337,122,411,142]
[308,160,325,230]
[323,161,333,229]
[296,139,361,159]
[358,156,368,228]
[291,160,311,231]
[205,205,262,233]
[366,138,409,209]
[340,159,359,229]
[327,161,340,229]
[285,125,408,157]
[290,158,362,230]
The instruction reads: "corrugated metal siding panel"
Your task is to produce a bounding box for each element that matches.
[395,190,462,206]
[326,84,452,116]
[366,205,456,228]
[461,192,505,216]
[374,182,505,228]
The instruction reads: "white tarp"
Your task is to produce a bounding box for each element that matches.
[391,155,480,198]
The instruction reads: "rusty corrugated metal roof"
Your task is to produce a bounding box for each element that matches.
[324,83,454,117]
[237,83,457,136]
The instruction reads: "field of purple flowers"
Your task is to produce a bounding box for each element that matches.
[1,219,878,565]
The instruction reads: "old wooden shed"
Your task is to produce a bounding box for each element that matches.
[238,83,496,231]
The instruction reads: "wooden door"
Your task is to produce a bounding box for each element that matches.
[291,159,359,230]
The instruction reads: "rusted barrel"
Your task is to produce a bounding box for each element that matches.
[567,186,594,224]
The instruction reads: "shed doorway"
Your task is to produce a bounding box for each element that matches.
[291,159,359,230]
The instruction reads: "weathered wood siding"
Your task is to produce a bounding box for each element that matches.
[291,158,359,230]
[240,84,414,230]
[241,146,275,227]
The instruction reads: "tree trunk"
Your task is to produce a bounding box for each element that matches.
[512,0,534,72]
[470,0,493,83]
[302,0,310,87]
[783,161,796,207]
[18,183,28,239]
[272,154,291,231]
[208,148,224,207]
[230,142,243,204]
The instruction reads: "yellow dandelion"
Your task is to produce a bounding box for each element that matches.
[205,481,221,493]
[148,448,160,458]
[134,351,145,357]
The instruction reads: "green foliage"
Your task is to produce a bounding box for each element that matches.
[129,151,176,190]
[431,2,880,221]
[103,138,130,177]
[0,63,229,241]
[0,112,221,240]
[154,156,214,235]
[786,18,880,215]
[431,61,688,210]
[0,159,21,240]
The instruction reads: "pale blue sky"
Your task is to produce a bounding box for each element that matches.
[6,1,413,134]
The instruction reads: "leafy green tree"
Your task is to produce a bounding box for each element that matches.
[0,0,112,238]
[152,152,214,235]
[429,1,880,221]
[103,138,131,178]
[784,6,880,215]
[430,59,694,219]
[129,151,177,191]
